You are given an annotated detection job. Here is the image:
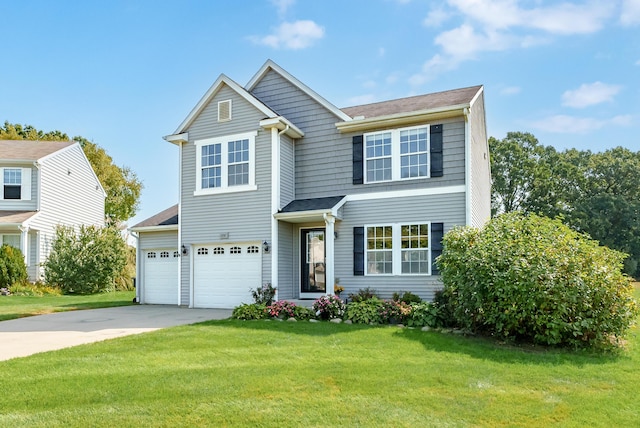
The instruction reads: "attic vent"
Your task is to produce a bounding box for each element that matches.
[218,99,232,122]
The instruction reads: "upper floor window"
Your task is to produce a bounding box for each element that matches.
[3,168,22,200]
[194,131,257,195]
[364,125,429,183]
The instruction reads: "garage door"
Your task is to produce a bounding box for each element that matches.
[143,249,179,305]
[193,242,261,308]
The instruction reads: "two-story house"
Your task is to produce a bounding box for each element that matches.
[131,60,491,308]
[0,140,106,280]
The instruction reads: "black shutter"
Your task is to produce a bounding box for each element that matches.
[431,223,444,275]
[352,135,364,185]
[353,227,365,276]
[430,124,443,177]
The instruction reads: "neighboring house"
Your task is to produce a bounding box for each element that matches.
[131,60,490,308]
[0,140,106,280]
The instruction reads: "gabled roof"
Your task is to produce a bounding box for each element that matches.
[336,85,484,133]
[130,204,178,231]
[171,74,279,136]
[246,59,352,122]
[0,140,75,161]
[341,85,484,120]
[274,196,346,223]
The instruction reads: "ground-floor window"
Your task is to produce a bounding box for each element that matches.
[1,234,20,250]
[365,223,430,275]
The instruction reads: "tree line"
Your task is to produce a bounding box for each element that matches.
[490,132,640,278]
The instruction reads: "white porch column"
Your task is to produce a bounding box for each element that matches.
[270,127,280,299]
[324,213,335,295]
[19,226,28,266]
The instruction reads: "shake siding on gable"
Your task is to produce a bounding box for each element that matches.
[468,92,491,227]
[179,84,274,303]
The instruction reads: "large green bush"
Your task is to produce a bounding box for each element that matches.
[437,212,639,348]
[44,225,127,294]
[0,244,28,288]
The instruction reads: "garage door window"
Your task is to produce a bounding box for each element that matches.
[230,246,241,254]
[173,251,180,258]
[197,248,208,255]
[213,247,224,255]
[247,245,259,254]
[147,252,156,258]
[160,251,169,258]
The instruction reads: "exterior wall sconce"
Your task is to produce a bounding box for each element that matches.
[263,241,270,253]
[181,244,188,256]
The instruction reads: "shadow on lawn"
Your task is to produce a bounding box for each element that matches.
[206,318,623,366]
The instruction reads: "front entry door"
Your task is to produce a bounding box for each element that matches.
[301,228,326,295]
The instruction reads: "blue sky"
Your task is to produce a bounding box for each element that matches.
[1,0,638,226]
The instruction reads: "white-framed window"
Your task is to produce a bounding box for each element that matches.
[1,167,31,201]
[365,223,431,276]
[364,125,429,183]
[1,234,21,250]
[194,131,257,195]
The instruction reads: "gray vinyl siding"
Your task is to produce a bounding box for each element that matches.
[252,71,466,199]
[335,193,466,301]
[277,221,295,300]
[280,134,295,209]
[468,92,491,227]
[0,164,37,211]
[29,145,105,272]
[180,83,273,304]
[138,230,178,250]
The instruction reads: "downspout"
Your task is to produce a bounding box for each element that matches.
[464,107,472,226]
[130,231,140,303]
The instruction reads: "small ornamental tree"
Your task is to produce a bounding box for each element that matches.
[44,225,127,294]
[0,244,28,288]
[437,212,639,349]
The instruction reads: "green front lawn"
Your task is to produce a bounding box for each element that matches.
[0,290,136,321]
[1,315,639,426]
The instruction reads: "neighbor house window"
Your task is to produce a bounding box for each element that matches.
[194,131,257,195]
[3,168,21,199]
[364,125,429,183]
[1,234,21,249]
[366,223,431,275]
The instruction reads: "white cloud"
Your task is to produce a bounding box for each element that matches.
[271,0,295,18]
[561,82,622,108]
[531,114,632,134]
[252,20,325,50]
[500,86,521,95]
[347,94,378,106]
[621,0,640,26]
[423,7,450,27]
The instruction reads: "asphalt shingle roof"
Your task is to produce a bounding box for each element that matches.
[132,204,178,228]
[279,196,345,213]
[0,140,75,160]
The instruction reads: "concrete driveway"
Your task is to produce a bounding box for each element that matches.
[0,305,232,361]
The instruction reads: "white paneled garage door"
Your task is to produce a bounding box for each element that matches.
[193,242,261,308]
[143,249,179,305]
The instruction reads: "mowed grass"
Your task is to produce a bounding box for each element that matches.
[0,284,638,427]
[0,290,136,321]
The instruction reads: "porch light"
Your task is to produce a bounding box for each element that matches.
[181,244,188,256]
[263,241,270,253]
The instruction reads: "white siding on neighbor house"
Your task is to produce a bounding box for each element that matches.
[468,92,491,227]
[251,70,467,199]
[335,192,466,301]
[27,231,38,280]
[179,83,273,305]
[28,145,104,273]
[0,164,37,211]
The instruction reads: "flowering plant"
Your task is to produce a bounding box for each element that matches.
[313,295,346,320]
[267,300,297,319]
[380,300,412,324]
[334,285,344,295]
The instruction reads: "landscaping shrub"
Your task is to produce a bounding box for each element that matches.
[232,303,267,320]
[405,302,441,328]
[292,305,315,321]
[43,225,127,294]
[379,300,412,324]
[266,300,298,319]
[312,295,345,320]
[251,283,276,305]
[9,281,62,296]
[348,287,378,303]
[344,298,384,324]
[392,291,422,304]
[437,212,639,348]
[0,244,28,288]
